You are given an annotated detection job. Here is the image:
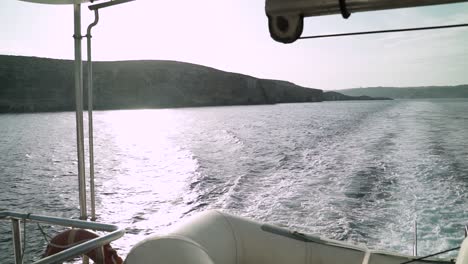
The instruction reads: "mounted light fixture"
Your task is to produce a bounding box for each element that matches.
[266,0,468,43]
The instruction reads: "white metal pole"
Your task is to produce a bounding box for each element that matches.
[73,3,87,221]
[87,9,99,222]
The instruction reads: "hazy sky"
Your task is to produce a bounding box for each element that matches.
[1,0,468,90]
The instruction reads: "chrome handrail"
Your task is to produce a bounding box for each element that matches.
[0,211,125,264]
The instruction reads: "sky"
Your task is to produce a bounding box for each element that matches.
[1,0,468,90]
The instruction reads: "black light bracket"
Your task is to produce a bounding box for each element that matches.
[339,0,351,19]
[89,0,135,10]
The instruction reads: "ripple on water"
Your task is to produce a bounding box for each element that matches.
[1,100,468,263]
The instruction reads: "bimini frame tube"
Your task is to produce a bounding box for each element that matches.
[74,3,87,221]
[85,0,135,222]
[86,9,99,222]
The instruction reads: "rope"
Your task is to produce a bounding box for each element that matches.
[299,23,468,39]
[37,223,52,244]
[400,246,460,264]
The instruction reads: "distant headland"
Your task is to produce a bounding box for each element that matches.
[337,86,468,99]
[1,55,395,113]
[0,55,323,113]
[322,91,392,101]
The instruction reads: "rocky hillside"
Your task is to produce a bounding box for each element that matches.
[323,91,392,101]
[338,86,468,99]
[0,55,323,112]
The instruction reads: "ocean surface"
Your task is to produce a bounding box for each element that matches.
[1,99,468,263]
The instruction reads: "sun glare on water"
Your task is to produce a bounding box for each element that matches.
[96,109,199,234]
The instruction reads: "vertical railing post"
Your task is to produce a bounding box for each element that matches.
[73,4,87,221]
[11,219,22,264]
[413,220,418,256]
[74,5,89,263]
[86,9,100,222]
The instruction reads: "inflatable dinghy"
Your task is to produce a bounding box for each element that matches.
[125,210,464,264]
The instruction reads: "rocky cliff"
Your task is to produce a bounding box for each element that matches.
[0,55,323,113]
[338,86,468,99]
[323,91,392,101]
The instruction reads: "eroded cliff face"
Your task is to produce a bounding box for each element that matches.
[338,86,468,99]
[0,56,75,112]
[322,91,392,101]
[0,55,322,112]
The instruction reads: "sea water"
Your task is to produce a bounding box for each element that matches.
[1,99,468,263]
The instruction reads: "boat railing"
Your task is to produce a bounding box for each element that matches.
[0,211,125,264]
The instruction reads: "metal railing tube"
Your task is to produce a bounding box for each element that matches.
[413,220,418,256]
[34,230,124,264]
[0,211,125,264]
[0,212,117,231]
[86,9,100,222]
[11,219,22,264]
[73,3,87,221]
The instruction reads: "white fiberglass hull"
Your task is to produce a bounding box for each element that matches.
[125,210,459,264]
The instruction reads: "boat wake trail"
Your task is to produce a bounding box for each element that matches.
[2,100,468,263]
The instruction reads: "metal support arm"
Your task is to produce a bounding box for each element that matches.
[89,0,135,10]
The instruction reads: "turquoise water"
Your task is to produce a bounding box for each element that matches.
[1,99,468,263]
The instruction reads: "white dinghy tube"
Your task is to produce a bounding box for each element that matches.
[125,210,456,264]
